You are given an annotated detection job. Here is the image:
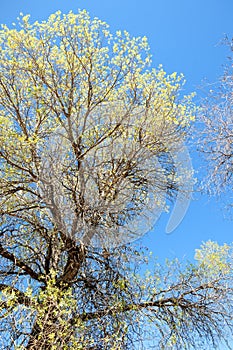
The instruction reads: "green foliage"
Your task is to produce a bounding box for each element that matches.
[195,240,231,275]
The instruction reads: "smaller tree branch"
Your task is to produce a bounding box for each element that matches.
[75,281,229,323]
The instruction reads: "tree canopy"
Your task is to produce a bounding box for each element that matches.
[0,10,195,248]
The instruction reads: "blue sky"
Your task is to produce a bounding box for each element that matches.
[1,0,232,263]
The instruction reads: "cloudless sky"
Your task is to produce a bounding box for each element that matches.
[1,1,232,260]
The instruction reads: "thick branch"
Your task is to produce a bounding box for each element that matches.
[57,243,86,286]
[0,243,41,281]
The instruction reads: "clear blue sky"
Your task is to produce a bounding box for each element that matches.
[1,0,232,262]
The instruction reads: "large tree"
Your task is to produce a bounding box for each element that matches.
[0,10,233,349]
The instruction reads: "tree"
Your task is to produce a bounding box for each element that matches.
[199,38,233,205]
[0,10,233,349]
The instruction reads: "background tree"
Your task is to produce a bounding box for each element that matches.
[199,38,233,205]
[0,10,233,349]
